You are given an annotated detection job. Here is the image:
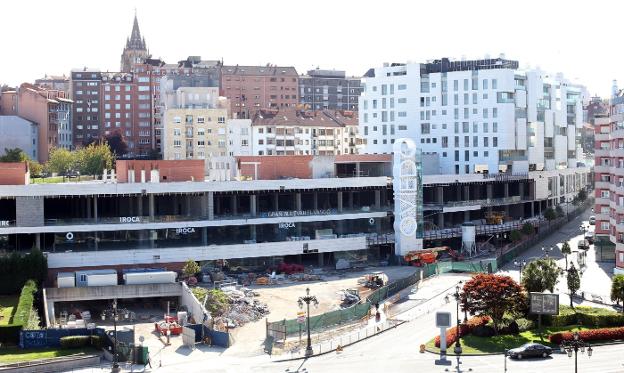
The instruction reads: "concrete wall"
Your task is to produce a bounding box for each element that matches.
[0,355,100,373]
[0,162,29,185]
[237,155,313,180]
[15,196,43,226]
[181,281,211,324]
[116,160,204,183]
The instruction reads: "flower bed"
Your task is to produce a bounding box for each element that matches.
[549,326,624,344]
[434,316,490,348]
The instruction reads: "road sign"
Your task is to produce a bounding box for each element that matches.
[529,292,559,315]
[297,311,306,324]
[435,312,452,328]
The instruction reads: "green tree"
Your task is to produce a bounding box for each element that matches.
[544,208,557,222]
[76,142,114,178]
[611,274,624,311]
[561,241,572,271]
[0,148,27,162]
[555,205,564,218]
[521,258,561,293]
[182,259,200,279]
[28,160,43,178]
[509,230,522,243]
[577,189,587,202]
[521,222,535,236]
[47,148,77,178]
[461,274,526,333]
[566,263,581,308]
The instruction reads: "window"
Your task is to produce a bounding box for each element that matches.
[462,122,469,133]
[493,108,498,118]
[173,128,181,136]
[465,150,470,161]
[421,123,431,134]
[453,80,458,91]
[398,98,407,104]
[454,136,459,147]
[483,79,488,89]
[463,79,468,91]
[398,84,407,90]
[398,112,407,117]
[484,137,489,147]
[493,122,498,132]
[483,108,488,118]
[464,136,469,147]
[454,151,459,161]
[492,79,497,89]
[601,222,610,230]
[473,136,478,147]
[197,117,205,124]
[493,137,498,147]
[442,136,448,148]
[484,151,488,157]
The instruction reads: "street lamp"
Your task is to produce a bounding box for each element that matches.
[542,246,554,258]
[514,260,527,282]
[453,281,463,355]
[298,287,319,357]
[462,293,472,323]
[560,331,593,373]
[111,299,120,373]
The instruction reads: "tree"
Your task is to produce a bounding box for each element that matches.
[509,230,522,243]
[105,132,128,157]
[577,189,587,202]
[182,259,200,279]
[47,148,77,178]
[566,263,581,307]
[611,274,624,311]
[461,274,526,333]
[28,160,43,178]
[0,148,27,162]
[521,222,535,236]
[561,241,572,271]
[521,258,561,293]
[76,142,114,178]
[555,205,564,218]
[544,208,557,222]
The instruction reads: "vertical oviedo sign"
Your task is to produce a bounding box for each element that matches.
[393,138,419,255]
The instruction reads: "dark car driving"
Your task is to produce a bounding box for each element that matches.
[507,343,552,359]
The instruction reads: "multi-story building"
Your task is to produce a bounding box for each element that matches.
[226,119,253,156]
[0,84,71,162]
[35,75,70,92]
[251,108,362,156]
[584,95,609,154]
[595,91,624,273]
[360,57,585,176]
[299,68,361,111]
[120,13,149,73]
[161,87,229,160]
[220,65,298,119]
[70,68,102,147]
[0,116,38,160]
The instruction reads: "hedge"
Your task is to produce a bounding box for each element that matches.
[435,316,490,348]
[60,335,90,349]
[550,326,624,344]
[0,280,38,344]
[546,306,624,328]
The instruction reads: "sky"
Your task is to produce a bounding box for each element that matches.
[1,0,623,97]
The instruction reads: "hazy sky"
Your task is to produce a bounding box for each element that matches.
[2,0,622,97]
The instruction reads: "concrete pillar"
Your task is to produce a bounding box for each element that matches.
[86,197,92,220]
[530,202,535,217]
[437,212,444,228]
[149,195,155,220]
[318,253,324,267]
[230,194,238,215]
[186,195,192,216]
[93,196,98,222]
[464,210,470,222]
[486,184,493,199]
[214,194,220,218]
[202,227,208,245]
[436,186,444,203]
[208,192,214,220]
[355,162,361,177]
[35,233,41,250]
[250,225,257,241]
[463,185,470,201]
[273,193,279,212]
[374,190,381,209]
[519,182,525,199]
[337,192,343,212]
[137,196,143,217]
[504,183,510,198]
[348,191,354,209]
[250,195,257,217]
[295,193,302,211]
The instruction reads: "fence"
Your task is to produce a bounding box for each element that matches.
[19,327,107,349]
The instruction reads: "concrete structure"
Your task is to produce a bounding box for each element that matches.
[360,57,585,176]
[220,65,299,119]
[0,116,38,160]
[161,89,229,160]
[595,90,624,273]
[251,108,362,156]
[0,84,71,162]
[299,68,362,111]
[0,162,29,185]
[120,13,149,72]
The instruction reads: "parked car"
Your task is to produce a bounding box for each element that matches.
[589,216,596,225]
[508,343,553,359]
[584,230,595,244]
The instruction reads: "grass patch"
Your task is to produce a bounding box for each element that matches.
[30,176,95,184]
[0,347,96,364]
[0,297,18,326]
[426,325,593,355]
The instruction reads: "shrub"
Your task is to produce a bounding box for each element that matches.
[434,316,490,347]
[472,325,496,337]
[500,320,520,335]
[60,335,90,349]
[90,335,105,349]
[516,318,535,332]
[521,222,535,235]
[13,280,37,325]
[509,230,522,243]
[550,326,624,345]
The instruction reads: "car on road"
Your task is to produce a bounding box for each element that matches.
[585,230,595,244]
[507,343,553,359]
[589,216,596,225]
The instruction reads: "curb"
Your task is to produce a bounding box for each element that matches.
[270,320,405,362]
[424,340,624,357]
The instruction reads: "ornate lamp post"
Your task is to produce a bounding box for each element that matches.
[542,246,554,258]
[298,287,319,357]
[453,281,463,355]
[111,299,120,373]
[560,331,593,373]
[514,260,527,282]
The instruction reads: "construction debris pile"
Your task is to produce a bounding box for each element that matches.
[214,288,270,329]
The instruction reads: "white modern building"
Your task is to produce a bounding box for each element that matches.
[359,57,585,176]
[227,119,253,156]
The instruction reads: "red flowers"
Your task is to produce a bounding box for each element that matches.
[434,316,490,348]
[550,326,624,344]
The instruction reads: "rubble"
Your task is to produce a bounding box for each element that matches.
[214,287,270,329]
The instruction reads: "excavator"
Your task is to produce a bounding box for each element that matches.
[403,246,464,266]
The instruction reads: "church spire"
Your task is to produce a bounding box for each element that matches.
[126,11,146,50]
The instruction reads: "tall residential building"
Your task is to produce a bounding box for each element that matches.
[71,68,102,147]
[299,68,361,111]
[583,95,609,154]
[359,57,585,176]
[595,92,623,273]
[161,86,229,160]
[35,75,70,92]
[220,65,298,119]
[251,108,362,156]
[120,14,149,72]
[0,84,72,162]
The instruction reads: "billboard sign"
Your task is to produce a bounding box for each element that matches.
[529,292,559,315]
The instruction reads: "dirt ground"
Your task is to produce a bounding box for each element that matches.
[223,265,417,357]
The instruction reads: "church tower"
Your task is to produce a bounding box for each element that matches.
[120,12,149,72]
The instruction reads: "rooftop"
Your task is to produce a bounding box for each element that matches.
[221,65,298,76]
[252,108,357,127]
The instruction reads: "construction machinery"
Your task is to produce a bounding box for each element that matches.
[485,211,506,225]
[363,271,387,289]
[339,288,361,308]
[403,246,463,266]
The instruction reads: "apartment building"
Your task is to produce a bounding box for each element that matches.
[359,57,585,176]
[71,69,102,147]
[595,91,624,273]
[251,108,362,156]
[161,87,229,160]
[299,68,362,111]
[220,65,298,119]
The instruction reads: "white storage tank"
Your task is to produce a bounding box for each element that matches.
[75,269,118,287]
[461,222,476,257]
[123,271,177,285]
[57,272,76,288]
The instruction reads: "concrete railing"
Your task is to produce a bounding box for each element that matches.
[45,283,182,302]
[0,354,100,373]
